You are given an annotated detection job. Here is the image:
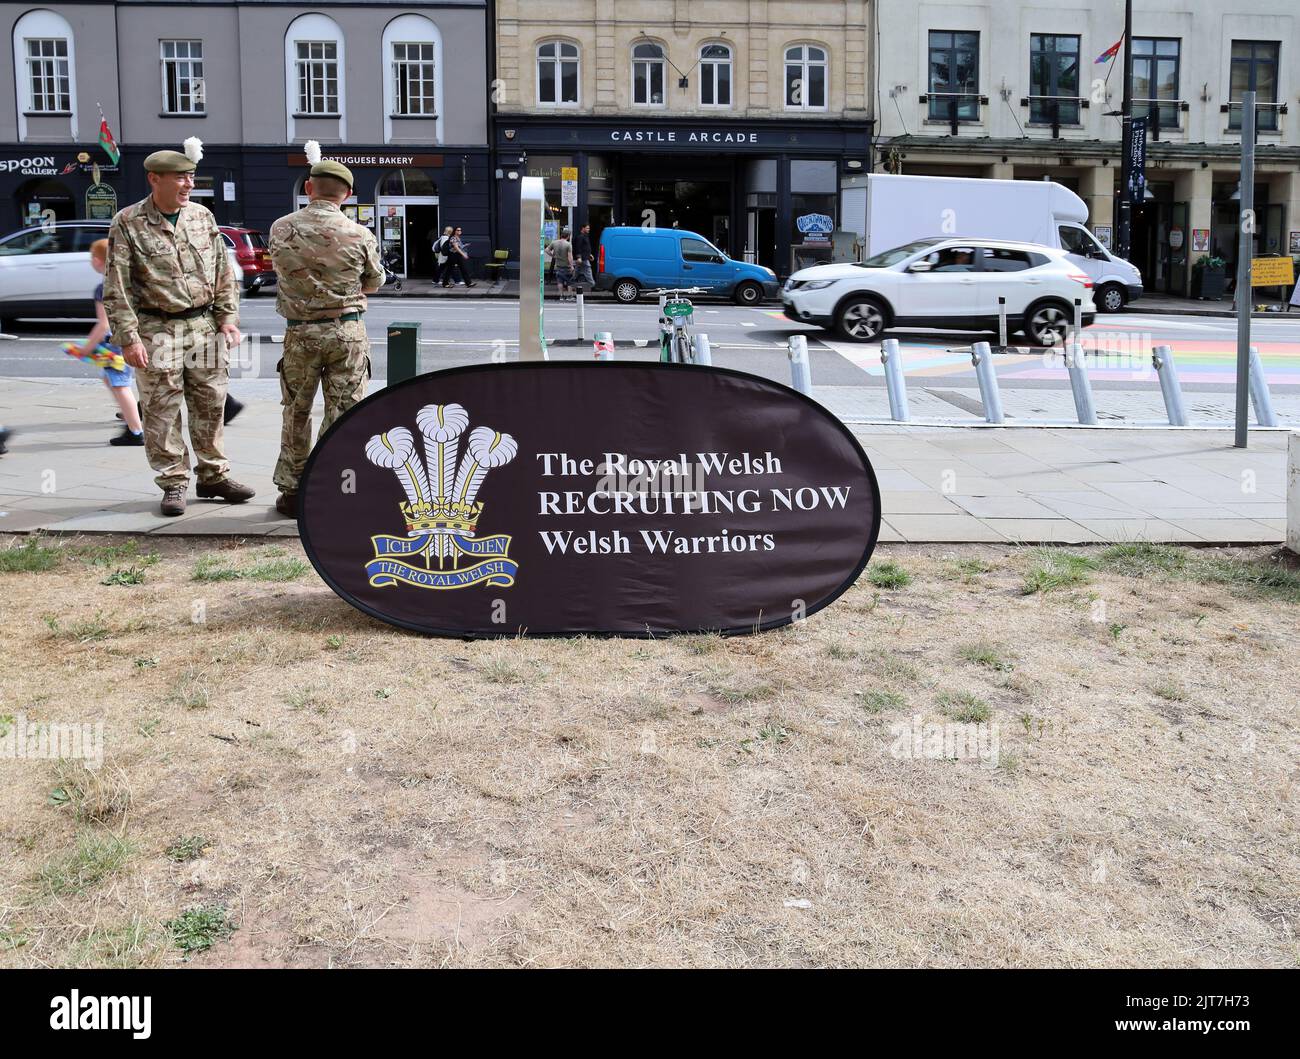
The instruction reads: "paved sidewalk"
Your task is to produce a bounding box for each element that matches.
[0,377,1288,544]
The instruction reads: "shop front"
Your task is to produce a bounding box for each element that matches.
[0,148,127,233]
[239,148,492,280]
[495,117,871,277]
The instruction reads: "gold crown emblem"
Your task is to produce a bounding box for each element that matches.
[400,496,484,536]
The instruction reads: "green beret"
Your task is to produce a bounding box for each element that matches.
[311,160,355,189]
[144,150,196,174]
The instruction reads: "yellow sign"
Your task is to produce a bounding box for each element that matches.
[560,166,579,182]
[1250,256,1294,287]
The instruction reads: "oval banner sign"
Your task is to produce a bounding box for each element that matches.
[299,363,881,637]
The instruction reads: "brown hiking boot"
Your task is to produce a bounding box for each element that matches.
[196,478,255,503]
[160,485,187,517]
[274,492,298,518]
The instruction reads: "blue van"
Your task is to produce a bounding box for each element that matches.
[595,227,779,305]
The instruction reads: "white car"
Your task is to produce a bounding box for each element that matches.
[782,237,1097,346]
[0,220,243,327]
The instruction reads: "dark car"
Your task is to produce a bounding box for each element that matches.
[219,226,276,295]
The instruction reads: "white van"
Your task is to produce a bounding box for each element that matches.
[845,173,1143,312]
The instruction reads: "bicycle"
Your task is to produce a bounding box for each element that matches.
[649,287,708,364]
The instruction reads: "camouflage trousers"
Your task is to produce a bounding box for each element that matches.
[273,319,370,494]
[135,313,230,490]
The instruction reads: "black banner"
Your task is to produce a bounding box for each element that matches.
[1125,117,1147,205]
[298,362,880,637]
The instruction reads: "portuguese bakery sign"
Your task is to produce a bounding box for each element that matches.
[299,363,880,637]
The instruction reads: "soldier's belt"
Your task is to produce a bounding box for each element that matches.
[285,312,364,327]
[138,304,213,320]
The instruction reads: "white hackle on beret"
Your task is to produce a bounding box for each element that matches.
[182,137,204,164]
[304,140,322,166]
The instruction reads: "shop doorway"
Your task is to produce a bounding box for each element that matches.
[746,207,776,268]
[376,168,440,279]
[1131,197,1188,295]
[404,205,440,278]
[15,177,76,227]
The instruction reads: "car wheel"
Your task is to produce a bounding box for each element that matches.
[1025,300,1073,347]
[835,296,887,342]
[1096,283,1125,313]
[614,279,640,304]
[733,281,763,306]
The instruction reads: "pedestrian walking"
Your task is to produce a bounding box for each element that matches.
[549,228,575,300]
[572,223,595,291]
[268,141,384,518]
[433,225,453,285]
[102,137,253,516]
[439,226,475,288]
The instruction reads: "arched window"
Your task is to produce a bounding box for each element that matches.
[699,43,732,107]
[285,13,346,141]
[13,9,78,140]
[784,44,827,110]
[382,14,442,144]
[632,41,666,107]
[537,40,579,106]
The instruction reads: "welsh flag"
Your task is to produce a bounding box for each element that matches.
[98,118,120,165]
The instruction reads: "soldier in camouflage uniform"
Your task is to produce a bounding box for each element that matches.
[268,149,384,517]
[103,141,255,516]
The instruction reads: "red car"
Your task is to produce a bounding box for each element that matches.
[219,226,276,295]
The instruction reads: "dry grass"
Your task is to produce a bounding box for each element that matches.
[0,534,1297,968]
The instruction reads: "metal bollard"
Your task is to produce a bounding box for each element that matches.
[593,331,615,360]
[1072,297,1083,343]
[880,338,910,421]
[576,291,586,341]
[1151,344,1188,426]
[387,320,421,384]
[970,341,1004,423]
[1248,346,1278,427]
[1063,342,1098,425]
[787,334,812,396]
[694,332,712,366]
[997,296,1008,350]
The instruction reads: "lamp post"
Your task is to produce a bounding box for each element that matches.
[1116,0,1134,261]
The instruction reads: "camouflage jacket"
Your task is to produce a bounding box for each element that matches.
[269,200,384,321]
[102,196,238,348]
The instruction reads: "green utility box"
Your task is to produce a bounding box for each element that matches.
[386,321,422,385]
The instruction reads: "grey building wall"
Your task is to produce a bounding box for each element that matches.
[4,1,488,147]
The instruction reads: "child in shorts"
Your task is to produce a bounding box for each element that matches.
[82,239,143,446]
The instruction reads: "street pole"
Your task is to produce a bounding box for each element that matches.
[1116,0,1134,260]
[1234,91,1255,449]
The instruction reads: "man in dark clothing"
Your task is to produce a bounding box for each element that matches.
[572,223,595,291]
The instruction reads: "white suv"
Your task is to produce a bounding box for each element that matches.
[783,237,1097,346]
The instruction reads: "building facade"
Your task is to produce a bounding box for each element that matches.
[872,0,1300,297]
[493,0,873,275]
[1,1,491,278]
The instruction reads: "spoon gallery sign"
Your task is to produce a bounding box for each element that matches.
[299,363,880,637]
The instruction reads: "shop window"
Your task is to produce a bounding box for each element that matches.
[928,31,979,121]
[1229,40,1279,131]
[537,40,579,106]
[378,168,438,196]
[161,40,205,114]
[632,42,666,107]
[392,42,436,116]
[700,43,732,108]
[784,45,827,110]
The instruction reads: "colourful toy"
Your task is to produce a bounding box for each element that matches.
[61,341,126,373]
